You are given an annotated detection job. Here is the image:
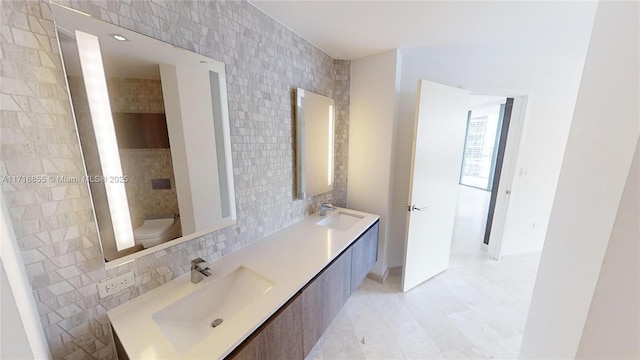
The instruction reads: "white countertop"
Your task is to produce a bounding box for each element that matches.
[107,208,379,359]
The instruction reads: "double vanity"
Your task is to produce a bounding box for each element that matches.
[51,5,375,359]
[108,208,379,359]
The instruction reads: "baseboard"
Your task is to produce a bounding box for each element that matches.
[388,266,402,276]
[366,267,389,283]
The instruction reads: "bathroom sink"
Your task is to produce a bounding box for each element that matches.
[152,266,274,353]
[316,211,364,231]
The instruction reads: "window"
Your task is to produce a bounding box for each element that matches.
[460,100,506,190]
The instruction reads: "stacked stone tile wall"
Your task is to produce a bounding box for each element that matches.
[0,1,350,358]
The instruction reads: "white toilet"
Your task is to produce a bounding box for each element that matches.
[134,215,181,249]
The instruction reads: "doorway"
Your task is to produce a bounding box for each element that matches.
[458,96,514,249]
[402,82,527,292]
[451,95,513,268]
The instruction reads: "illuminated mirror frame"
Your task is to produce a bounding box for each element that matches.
[75,30,135,252]
[295,89,335,199]
[53,3,236,269]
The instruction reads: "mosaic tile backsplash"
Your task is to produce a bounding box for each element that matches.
[0,1,350,359]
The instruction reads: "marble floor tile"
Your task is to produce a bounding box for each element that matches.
[356,326,406,359]
[441,347,486,359]
[373,293,420,326]
[326,306,355,333]
[446,310,520,359]
[467,302,523,338]
[447,282,493,309]
[306,186,541,359]
[306,343,324,360]
[414,311,479,354]
[320,329,367,359]
[388,320,445,359]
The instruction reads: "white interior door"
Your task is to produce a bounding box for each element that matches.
[401,80,470,292]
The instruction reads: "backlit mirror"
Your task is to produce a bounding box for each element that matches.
[295,89,335,199]
[53,4,236,267]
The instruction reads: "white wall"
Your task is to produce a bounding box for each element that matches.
[576,140,639,359]
[520,1,639,357]
[0,193,51,359]
[348,49,402,277]
[160,64,223,234]
[1,261,35,359]
[386,45,591,267]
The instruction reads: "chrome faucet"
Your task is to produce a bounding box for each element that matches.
[191,258,212,284]
[320,203,337,216]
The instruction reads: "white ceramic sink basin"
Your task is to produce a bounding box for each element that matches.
[152,266,274,353]
[316,211,364,231]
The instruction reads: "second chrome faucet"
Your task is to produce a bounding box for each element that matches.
[191,258,212,284]
[320,203,337,216]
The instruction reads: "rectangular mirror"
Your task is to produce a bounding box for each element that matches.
[52,3,236,267]
[296,89,335,199]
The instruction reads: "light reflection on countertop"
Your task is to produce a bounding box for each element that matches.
[107,207,379,359]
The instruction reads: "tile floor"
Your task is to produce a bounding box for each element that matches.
[306,186,541,359]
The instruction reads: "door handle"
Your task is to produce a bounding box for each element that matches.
[405,205,427,212]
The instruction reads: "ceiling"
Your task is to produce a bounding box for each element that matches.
[249,1,598,68]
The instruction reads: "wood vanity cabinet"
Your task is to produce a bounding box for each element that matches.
[229,250,352,360]
[110,221,379,360]
[301,247,353,355]
[350,222,379,293]
[228,294,304,360]
[227,220,379,360]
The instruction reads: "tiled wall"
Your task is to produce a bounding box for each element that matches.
[119,148,178,229]
[0,1,350,359]
[107,78,165,114]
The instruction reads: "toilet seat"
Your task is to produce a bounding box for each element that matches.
[134,218,175,240]
[134,217,180,248]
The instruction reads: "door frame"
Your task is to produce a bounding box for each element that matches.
[485,95,529,260]
[458,87,530,261]
[483,98,514,246]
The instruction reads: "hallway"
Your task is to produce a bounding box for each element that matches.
[306,186,541,359]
